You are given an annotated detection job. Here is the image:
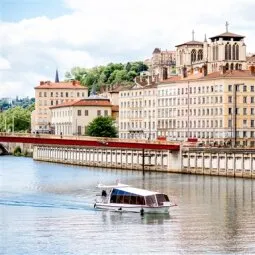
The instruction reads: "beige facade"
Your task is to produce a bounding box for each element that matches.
[50,98,112,135]
[32,80,88,133]
[119,81,158,140]
[119,70,255,146]
[157,70,255,146]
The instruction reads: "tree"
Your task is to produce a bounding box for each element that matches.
[86,116,117,138]
[64,61,149,92]
[0,105,33,132]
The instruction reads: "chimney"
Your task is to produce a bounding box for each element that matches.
[250,65,255,75]
[220,65,226,75]
[182,66,187,78]
[72,80,76,86]
[40,81,44,85]
[46,81,50,85]
[202,64,208,76]
[149,75,152,84]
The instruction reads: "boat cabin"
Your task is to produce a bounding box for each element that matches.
[109,187,170,206]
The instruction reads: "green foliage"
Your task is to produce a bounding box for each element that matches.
[65,61,148,92]
[86,116,118,138]
[0,104,34,132]
[13,146,22,156]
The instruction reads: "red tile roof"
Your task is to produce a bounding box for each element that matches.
[35,81,87,89]
[50,99,112,109]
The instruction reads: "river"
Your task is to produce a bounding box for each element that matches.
[1,156,255,254]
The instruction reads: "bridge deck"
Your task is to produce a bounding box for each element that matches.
[0,134,180,151]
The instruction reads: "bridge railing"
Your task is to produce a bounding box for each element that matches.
[0,132,180,145]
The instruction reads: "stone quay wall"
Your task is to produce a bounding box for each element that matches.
[181,148,255,179]
[33,145,181,172]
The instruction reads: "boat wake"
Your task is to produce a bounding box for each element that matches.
[0,193,94,211]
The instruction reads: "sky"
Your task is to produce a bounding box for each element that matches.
[0,0,255,98]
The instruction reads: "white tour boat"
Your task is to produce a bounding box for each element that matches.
[94,183,176,214]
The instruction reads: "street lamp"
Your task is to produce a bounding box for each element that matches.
[12,115,14,135]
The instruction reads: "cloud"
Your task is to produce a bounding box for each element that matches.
[0,0,254,98]
[0,56,11,70]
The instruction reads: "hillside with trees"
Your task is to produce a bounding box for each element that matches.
[0,104,34,132]
[65,61,148,92]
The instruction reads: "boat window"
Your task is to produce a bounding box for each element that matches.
[136,196,145,205]
[156,194,170,205]
[129,196,137,204]
[109,189,145,205]
[145,195,157,206]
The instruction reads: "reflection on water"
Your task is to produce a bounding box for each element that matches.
[1,156,255,255]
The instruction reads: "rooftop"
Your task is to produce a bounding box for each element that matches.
[35,80,87,90]
[209,31,245,40]
[50,98,112,109]
[160,70,255,84]
[247,55,255,63]
[175,40,203,47]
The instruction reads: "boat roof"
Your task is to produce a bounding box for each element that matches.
[114,186,161,196]
[97,183,129,189]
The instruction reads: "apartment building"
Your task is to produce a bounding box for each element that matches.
[32,79,88,133]
[119,69,255,146]
[50,97,112,135]
[157,70,255,146]
[119,76,158,140]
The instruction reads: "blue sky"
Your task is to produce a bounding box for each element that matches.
[0,0,70,22]
[0,0,255,98]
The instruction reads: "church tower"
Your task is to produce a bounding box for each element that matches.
[175,30,204,77]
[207,22,247,73]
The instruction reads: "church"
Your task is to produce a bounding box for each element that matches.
[176,22,247,77]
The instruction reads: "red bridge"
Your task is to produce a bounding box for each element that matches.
[0,133,180,151]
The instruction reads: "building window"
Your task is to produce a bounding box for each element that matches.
[243,96,247,103]
[39,92,42,97]
[251,120,254,128]
[104,110,108,116]
[228,96,232,103]
[251,86,254,92]
[243,108,247,115]
[243,85,247,92]
[197,49,203,61]
[97,110,101,116]
[61,92,63,97]
[51,100,53,106]
[66,92,68,97]
[228,85,232,92]
[77,110,81,116]
[251,97,254,104]
[77,92,80,97]
[85,110,88,116]
[51,92,53,97]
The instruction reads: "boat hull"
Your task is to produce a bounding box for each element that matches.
[94,203,170,214]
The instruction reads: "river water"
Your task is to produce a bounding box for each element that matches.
[0,156,255,255]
